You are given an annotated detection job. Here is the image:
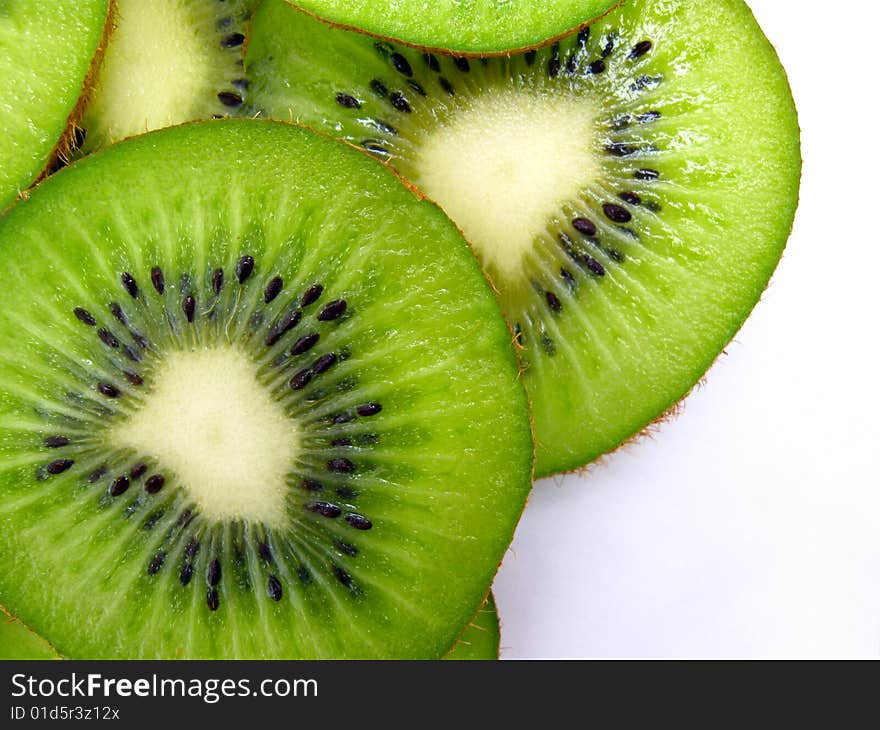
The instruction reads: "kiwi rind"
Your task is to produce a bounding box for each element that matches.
[0,119,533,659]
[0,605,61,660]
[444,592,501,660]
[0,0,111,211]
[283,0,621,56]
[244,0,802,477]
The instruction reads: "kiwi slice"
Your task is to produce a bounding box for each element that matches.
[0,0,110,210]
[281,0,619,55]
[76,0,256,154]
[245,0,802,476]
[0,607,59,660]
[0,119,533,659]
[444,593,500,660]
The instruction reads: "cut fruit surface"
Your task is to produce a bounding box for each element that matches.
[0,0,109,210]
[284,0,619,55]
[444,593,500,660]
[246,0,802,476]
[0,120,533,659]
[0,607,59,660]
[77,0,254,154]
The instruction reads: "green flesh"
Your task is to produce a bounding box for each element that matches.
[77,0,255,154]
[444,593,500,660]
[0,608,59,659]
[0,0,109,211]
[246,0,801,476]
[0,120,533,659]
[284,0,619,55]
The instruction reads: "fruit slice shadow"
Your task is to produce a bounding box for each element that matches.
[0,119,533,659]
[245,0,801,476]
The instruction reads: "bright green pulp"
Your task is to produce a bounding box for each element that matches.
[444,593,501,660]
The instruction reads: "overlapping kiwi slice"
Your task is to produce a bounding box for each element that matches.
[0,0,109,210]
[0,120,533,659]
[0,607,59,660]
[282,0,620,55]
[444,593,501,661]
[74,0,257,155]
[245,0,802,476]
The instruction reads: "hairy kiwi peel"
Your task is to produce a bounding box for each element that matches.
[0,119,533,658]
[444,592,500,660]
[246,0,802,476]
[0,0,111,212]
[0,604,60,660]
[284,0,621,56]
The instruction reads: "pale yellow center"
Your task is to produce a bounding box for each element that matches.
[413,87,599,278]
[111,347,299,527]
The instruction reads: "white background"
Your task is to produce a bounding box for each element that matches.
[494,0,880,658]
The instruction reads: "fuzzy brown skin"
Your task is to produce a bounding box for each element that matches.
[281,0,625,58]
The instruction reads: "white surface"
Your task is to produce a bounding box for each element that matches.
[494,0,880,658]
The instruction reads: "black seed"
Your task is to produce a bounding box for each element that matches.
[258,542,272,562]
[453,56,470,72]
[328,458,355,474]
[524,50,537,65]
[363,140,390,157]
[301,284,323,307]
[123,346,141,363]
[606,142,636,157]
[221,32,245,48]
[561,268,577,288]
[332,565,354,589]
[312,352,338,375]
[290,368,313,390]
[390,53,412,77]
[290,332,319,356]
[407,79,427,96]
[264,276,283,303]
[97,383,120,398]
[643,199,662,213]
[298,566,312,584]
[182,295,196,322]
[302,478,323,492]
[45,436,70,448]
[603,203,632,223]
[619,191,642,206]
[47,459,74,475]
[356,402,382,417]
[567,53,579,74]
[121,272,138,298]
[332,437,353,447]
[439,77,455,96]
[145,474,165,494]
[573,217,597,237]
[211,268,224,296]
[374,41,393,58]
[345,514,373,531]
[635,168,660,181]
[88,465,107,483]
[131,463,147,480]
[390,91,411,113]
[632,74,662,91]
[608,248,626,264]
[236,255,254,283]
[142,511,163,531]
[180,563,194,586]
[589,59,607,74]
[336,92,361,109]
[218,91,243,107]
[109,303,128,325]
[148,552,166,575]
[335,540,358,557]
[630,40,653,59]
[98,329,119,348]
[424,53,440,72]
[307,501,342,518]
[584,256,606,277]
[602,35,615,58]
[207,588,219,611]
[545,291,563,312]
[318,299,347,321]
[548,57,561,78]
[151,266,165,294]
[232,77,249,90]
[73,307,96,326]
[638,110,662,124]
[332,412,355,425]
[267,575,283,601]
[110,476,129,496]
[542,334,557,356]
[266,310,302,347]
[370,79,388,97]
[336,486,358,500]
[186,538,200,557]
[178,509,194,528]
[206,559,221,586]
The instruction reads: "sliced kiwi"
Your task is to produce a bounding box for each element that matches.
[0,119,533,659]
[245,0,801,476]
[281,0,619,55]
[444,593,500,660]
[0,607,60,660]
[76,0,257,154]
[0,0,110,210]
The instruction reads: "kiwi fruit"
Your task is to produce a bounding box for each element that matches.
[279,0,620,55]
[75,0,257,155]
[0,606,59,660]
[245,0,802,476]
[0,0,110,210]
[444,593,500,660]
[0,119,533,659]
